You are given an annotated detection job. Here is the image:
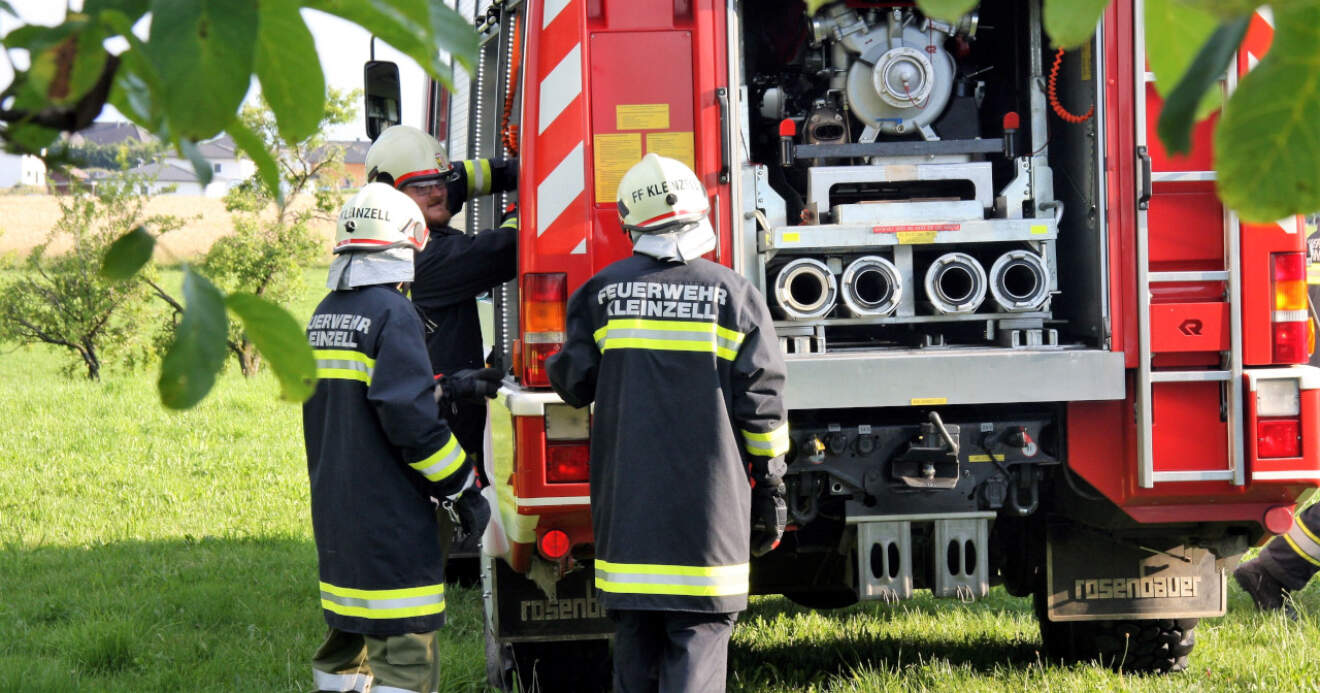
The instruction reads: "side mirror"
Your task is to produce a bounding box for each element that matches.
[364,60,401,141]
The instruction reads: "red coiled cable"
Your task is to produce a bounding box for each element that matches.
[1048,47,1094,124]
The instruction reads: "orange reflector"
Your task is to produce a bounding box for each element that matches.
[525,302,566,333]
[539,529,571,559]
[1276,280,1308,312]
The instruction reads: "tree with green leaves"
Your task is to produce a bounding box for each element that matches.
[152,89,358,376]
[49,137,166,171]
[0,0,476,409]
[0,175,185,379]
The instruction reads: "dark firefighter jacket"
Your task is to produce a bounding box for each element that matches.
[546,254,790,613]
[303,284,473,635]
[412,157,519,376]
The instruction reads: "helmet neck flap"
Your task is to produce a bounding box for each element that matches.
[631,219,717,264]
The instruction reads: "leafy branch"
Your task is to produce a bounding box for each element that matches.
[0,0,479,408]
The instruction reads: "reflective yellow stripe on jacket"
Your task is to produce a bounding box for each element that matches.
[741,422,790,457]
[320,581,445,619]
[462,159,492,197]
[1284,514,1320,567]
[595,560,749,597]
[594,319,745,361]
[315,349,375,385]
[409,434,466,482]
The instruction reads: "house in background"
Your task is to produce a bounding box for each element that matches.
[117,161,221,197]
[309,140,371,189]
[65,122,154,148]
[159,134,256,197]
[0,152,46,188]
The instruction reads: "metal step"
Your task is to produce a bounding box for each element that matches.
[1150,370,1231,383]
[1149,270,1229,283]
[1151,170,1216,183]
[1153,470,1236,483]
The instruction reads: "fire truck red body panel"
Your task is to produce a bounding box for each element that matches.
[442,0,1320,659]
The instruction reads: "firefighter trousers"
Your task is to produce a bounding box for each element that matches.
[1257,503,1320,591]
[609,609,738,693]
[311,628,439,693]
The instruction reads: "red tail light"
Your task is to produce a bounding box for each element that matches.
[538,529,571,559]
[522,273,567,387]
[1258,418,1302,459]
[1272,252,1309,364]
[546,442,590,483]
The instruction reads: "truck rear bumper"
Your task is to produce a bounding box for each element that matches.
[784,347,1126,409]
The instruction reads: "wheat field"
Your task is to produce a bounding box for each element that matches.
[0,193,336,262]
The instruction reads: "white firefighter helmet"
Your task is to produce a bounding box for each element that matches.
[333,182,429,254]
[366,125,450,188]
[615,153,712,236]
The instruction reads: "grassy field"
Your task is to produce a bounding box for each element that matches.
[3,271,1320,691]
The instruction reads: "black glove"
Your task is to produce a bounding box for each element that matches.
[435,367,503,406]
[750,487,787,557]
[443,486,490,542]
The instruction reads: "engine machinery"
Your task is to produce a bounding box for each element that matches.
[749,1,1058,351]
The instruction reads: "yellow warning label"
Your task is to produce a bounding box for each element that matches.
[646,131,695,171]
[617,104,669,131]
[593,133,643,204]
[782,231,801,242]
[969,454,1007,463]
[897,230,938,245]
[1031,225,1050,235]
[910,397,948,406]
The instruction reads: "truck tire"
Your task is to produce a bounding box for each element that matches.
[485,633,611,692]
[1033,591,1196,673]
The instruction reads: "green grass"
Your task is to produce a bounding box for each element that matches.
[3,271,1320,691]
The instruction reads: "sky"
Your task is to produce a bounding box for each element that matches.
[0,1,433,141]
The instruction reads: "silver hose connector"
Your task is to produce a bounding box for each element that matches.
[841,255,902,317]
[773,257,839,320]
[924,252,987,314]
[988,250,1051,312]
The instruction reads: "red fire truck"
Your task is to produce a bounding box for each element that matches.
[371,0,1320,687]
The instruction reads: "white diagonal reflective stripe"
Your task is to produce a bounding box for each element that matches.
[543,0,572,28]
[538,43,581,134]
[571,238,587,254]
[313,670,372,692]
[536,141,585,236]
[1257,7,1274,27]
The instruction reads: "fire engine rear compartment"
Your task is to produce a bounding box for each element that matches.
[731,0,1124,412]
[457,0,1320,683]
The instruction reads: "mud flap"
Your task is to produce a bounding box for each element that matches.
[1044,523,1226,622]
[488,557,614,642]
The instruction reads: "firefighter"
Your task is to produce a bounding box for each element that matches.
[365,125,518,486]
[304,183,490,693]
[545,154,790,692]
[1233,507,1320,614]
